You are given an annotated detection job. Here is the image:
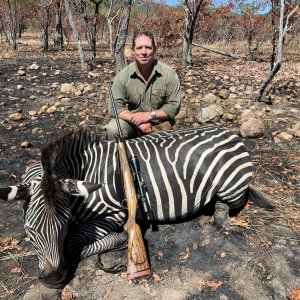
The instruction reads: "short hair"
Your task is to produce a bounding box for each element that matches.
[131,30,156,50]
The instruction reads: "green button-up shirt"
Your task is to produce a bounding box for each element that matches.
[109,60,181,121]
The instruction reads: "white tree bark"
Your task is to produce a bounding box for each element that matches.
[106,0,121,57]
[64,0,87,71]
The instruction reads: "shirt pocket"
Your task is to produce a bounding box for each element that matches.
[151,89,167,109]
[127,91,142,111]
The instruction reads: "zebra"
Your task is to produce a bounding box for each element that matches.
[0,125,273,288]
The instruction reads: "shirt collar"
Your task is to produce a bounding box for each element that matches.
[130,59,162,79]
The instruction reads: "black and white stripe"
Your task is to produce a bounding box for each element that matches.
[7,125,256,286]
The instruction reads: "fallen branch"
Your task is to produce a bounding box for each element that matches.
[192,43,244,59]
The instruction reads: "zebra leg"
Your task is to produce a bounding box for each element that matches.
[65,218,126,259]
[214,201,230,229]
[65,218,127,272]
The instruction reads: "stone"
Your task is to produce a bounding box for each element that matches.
[240,117,265,138]
[21,141,32,149]
[46,106,57,114]
[219,89,230,99]
[8,112,23,121]
[88,71,100,78]
[203,93,218,103]
[60,83,76,93]
[277,132,293,141]
[17,69,26,76]
[28,63,39,70]
[28,111,37,117]
[196,104,224,124]
[240,109,254,123]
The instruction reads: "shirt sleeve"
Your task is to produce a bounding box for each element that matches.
[108,72,128,117]
[160,70,181,119]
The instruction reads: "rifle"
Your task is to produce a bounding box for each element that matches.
[109,85,152,281]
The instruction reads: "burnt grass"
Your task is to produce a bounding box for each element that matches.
[0,44,300,300]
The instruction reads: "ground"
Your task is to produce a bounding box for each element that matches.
[0,34,299,300]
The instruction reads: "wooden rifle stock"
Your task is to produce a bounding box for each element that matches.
[118,142,152,280]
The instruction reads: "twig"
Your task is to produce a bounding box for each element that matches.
[0,280,10,297]
[8,253,28,278]
[0,250,36,262]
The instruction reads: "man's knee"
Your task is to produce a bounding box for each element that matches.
[104,119,139,141]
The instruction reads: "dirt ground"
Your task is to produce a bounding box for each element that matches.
[0,34,299,300]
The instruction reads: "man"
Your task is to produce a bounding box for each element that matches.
[105,30,181,141]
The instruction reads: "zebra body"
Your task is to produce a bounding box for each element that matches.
[0,126,271,288]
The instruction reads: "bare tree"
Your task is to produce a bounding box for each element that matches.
[31,0,53,51]
[182,0,204,66]
[114,0,131,73]
[255,0,300,101]
[6,0,18,50]
[79,0,103,64]
[106,0,121,57]
[64,0,87,71]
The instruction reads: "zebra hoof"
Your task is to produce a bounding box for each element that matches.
[214,201,229,229]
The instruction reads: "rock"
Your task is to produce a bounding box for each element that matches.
[29,95,37,100]
[277,132,293,141]
[46,106,57,114]
[17,85,24,90]
[39,105,49,114]
[196,104,224,124]
[28,111,37,116]
[240,109,254,123]
[17,69,26,76]
[219,89,230,99]
[203,93,218,104]
[291,122,300,131]
[88,71,100,78]
[186,88,194,95]
[32,127,42,134]
[60,83,76,93]
[28,63,39,70]
[83,85,94,94]
[8,112,23,121]
[240,117,265,138]
[21,141,32,149]
[223,113,237,121]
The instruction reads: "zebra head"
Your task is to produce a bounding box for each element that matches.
[0,175,102,289]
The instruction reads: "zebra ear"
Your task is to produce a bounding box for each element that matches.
[0,184,31,201]
[57,179,103,196]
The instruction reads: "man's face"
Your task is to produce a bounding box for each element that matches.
[132,35,156,67]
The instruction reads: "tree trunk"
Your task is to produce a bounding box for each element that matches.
[54,0,64,50]
[7,0,18,50]
[107,0,121,57]
[182,0,203,66]
[42,8,51,52]
[114,0,131,73]
[255,1,299,101]
[64,0,87,71]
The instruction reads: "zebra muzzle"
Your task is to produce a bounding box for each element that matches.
[39,259,68,289]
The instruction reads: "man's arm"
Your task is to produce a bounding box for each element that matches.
[119,110,169,134]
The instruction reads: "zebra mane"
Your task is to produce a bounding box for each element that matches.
[40,127,106,209]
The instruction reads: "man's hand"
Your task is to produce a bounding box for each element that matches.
[130,112,151,126]
[138,123,153,134]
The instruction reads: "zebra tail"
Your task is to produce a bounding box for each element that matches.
[248,184,275,210]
